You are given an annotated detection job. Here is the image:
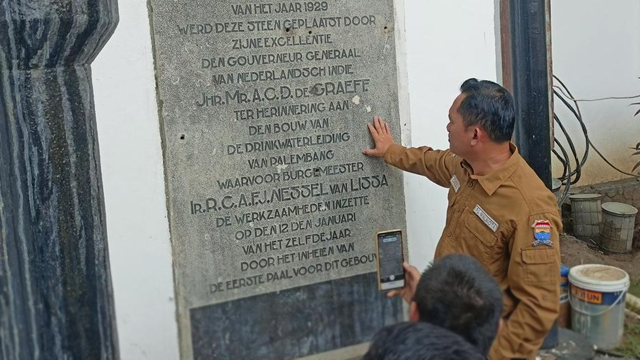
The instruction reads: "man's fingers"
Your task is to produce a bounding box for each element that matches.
[402,263,421,284]
[374,116,384,134]
[367,123,379,138]
[387,289,405,298]
[407,266,420,277]
[362,148,383,157]
[364,116,393,158]
[370,116,392,139]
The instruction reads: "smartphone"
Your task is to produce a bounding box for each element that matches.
[375,229,405,291]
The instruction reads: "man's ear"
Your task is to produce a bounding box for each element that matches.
[470,127,481,145]
[409,301,419,322]
[498,318,504,334]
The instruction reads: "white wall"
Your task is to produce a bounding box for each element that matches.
[91,0,498,358]
[551,0,640,186]
[403,0,498,271]
[92,1,180,359]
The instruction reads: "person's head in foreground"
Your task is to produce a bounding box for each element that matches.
[362,321,485,360]
[410,254,503,355]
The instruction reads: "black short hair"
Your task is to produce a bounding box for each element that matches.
[363,322,485,360]
[413,254,503,356]
[459,78,515,143]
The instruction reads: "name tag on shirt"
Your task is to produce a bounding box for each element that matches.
[473,205,498,232]
[450,175,461,193]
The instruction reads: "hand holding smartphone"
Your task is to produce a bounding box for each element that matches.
[375,229,406,291]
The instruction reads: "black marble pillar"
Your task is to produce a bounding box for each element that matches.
[509,0,553,189]
[0,1,119,359]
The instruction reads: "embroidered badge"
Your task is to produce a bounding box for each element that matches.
[473,205,498,232]
[450,175,461,193]
[532,220,553,247]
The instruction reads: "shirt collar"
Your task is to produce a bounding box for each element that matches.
[460,142,521,196]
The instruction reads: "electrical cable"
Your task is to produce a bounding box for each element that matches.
[552,75,639,180]
[553,113,581,184]
[554,138,572,205]
[588,141,639,177]
[552,92,586,186]
[552,148,568,181]
[553,77,590,171]
[552,86,640,102]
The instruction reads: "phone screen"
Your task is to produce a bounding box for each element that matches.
[377,230,405,291]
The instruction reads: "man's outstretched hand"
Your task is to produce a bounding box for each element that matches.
[362,116,395,158]
[387,262,421,304]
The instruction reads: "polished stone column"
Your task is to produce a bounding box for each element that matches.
[0,1,119,359]
[509,0,553,189]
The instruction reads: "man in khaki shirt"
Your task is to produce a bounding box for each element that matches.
[363,78,561,360]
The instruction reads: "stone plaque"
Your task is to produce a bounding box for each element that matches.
[149,1,406,359]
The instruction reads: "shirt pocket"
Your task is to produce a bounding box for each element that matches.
[521,248,556,285]
[464,214,498,263]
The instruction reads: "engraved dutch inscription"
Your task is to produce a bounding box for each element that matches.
[149,1,405,358]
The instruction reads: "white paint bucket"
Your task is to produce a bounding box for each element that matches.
[569,264,630,350]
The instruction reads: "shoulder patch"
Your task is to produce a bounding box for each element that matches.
[531,220,553,247]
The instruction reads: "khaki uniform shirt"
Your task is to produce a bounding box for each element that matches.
[384,142,561,360]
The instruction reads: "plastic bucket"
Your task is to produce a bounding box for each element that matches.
[569,264,630,349]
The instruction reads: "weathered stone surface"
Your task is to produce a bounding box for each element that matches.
[148,0,406,358]
[0,1,119,359]
[573,179,640,212]
[191,273,401,359]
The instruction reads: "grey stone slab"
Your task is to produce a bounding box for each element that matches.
[148,0,406,359]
